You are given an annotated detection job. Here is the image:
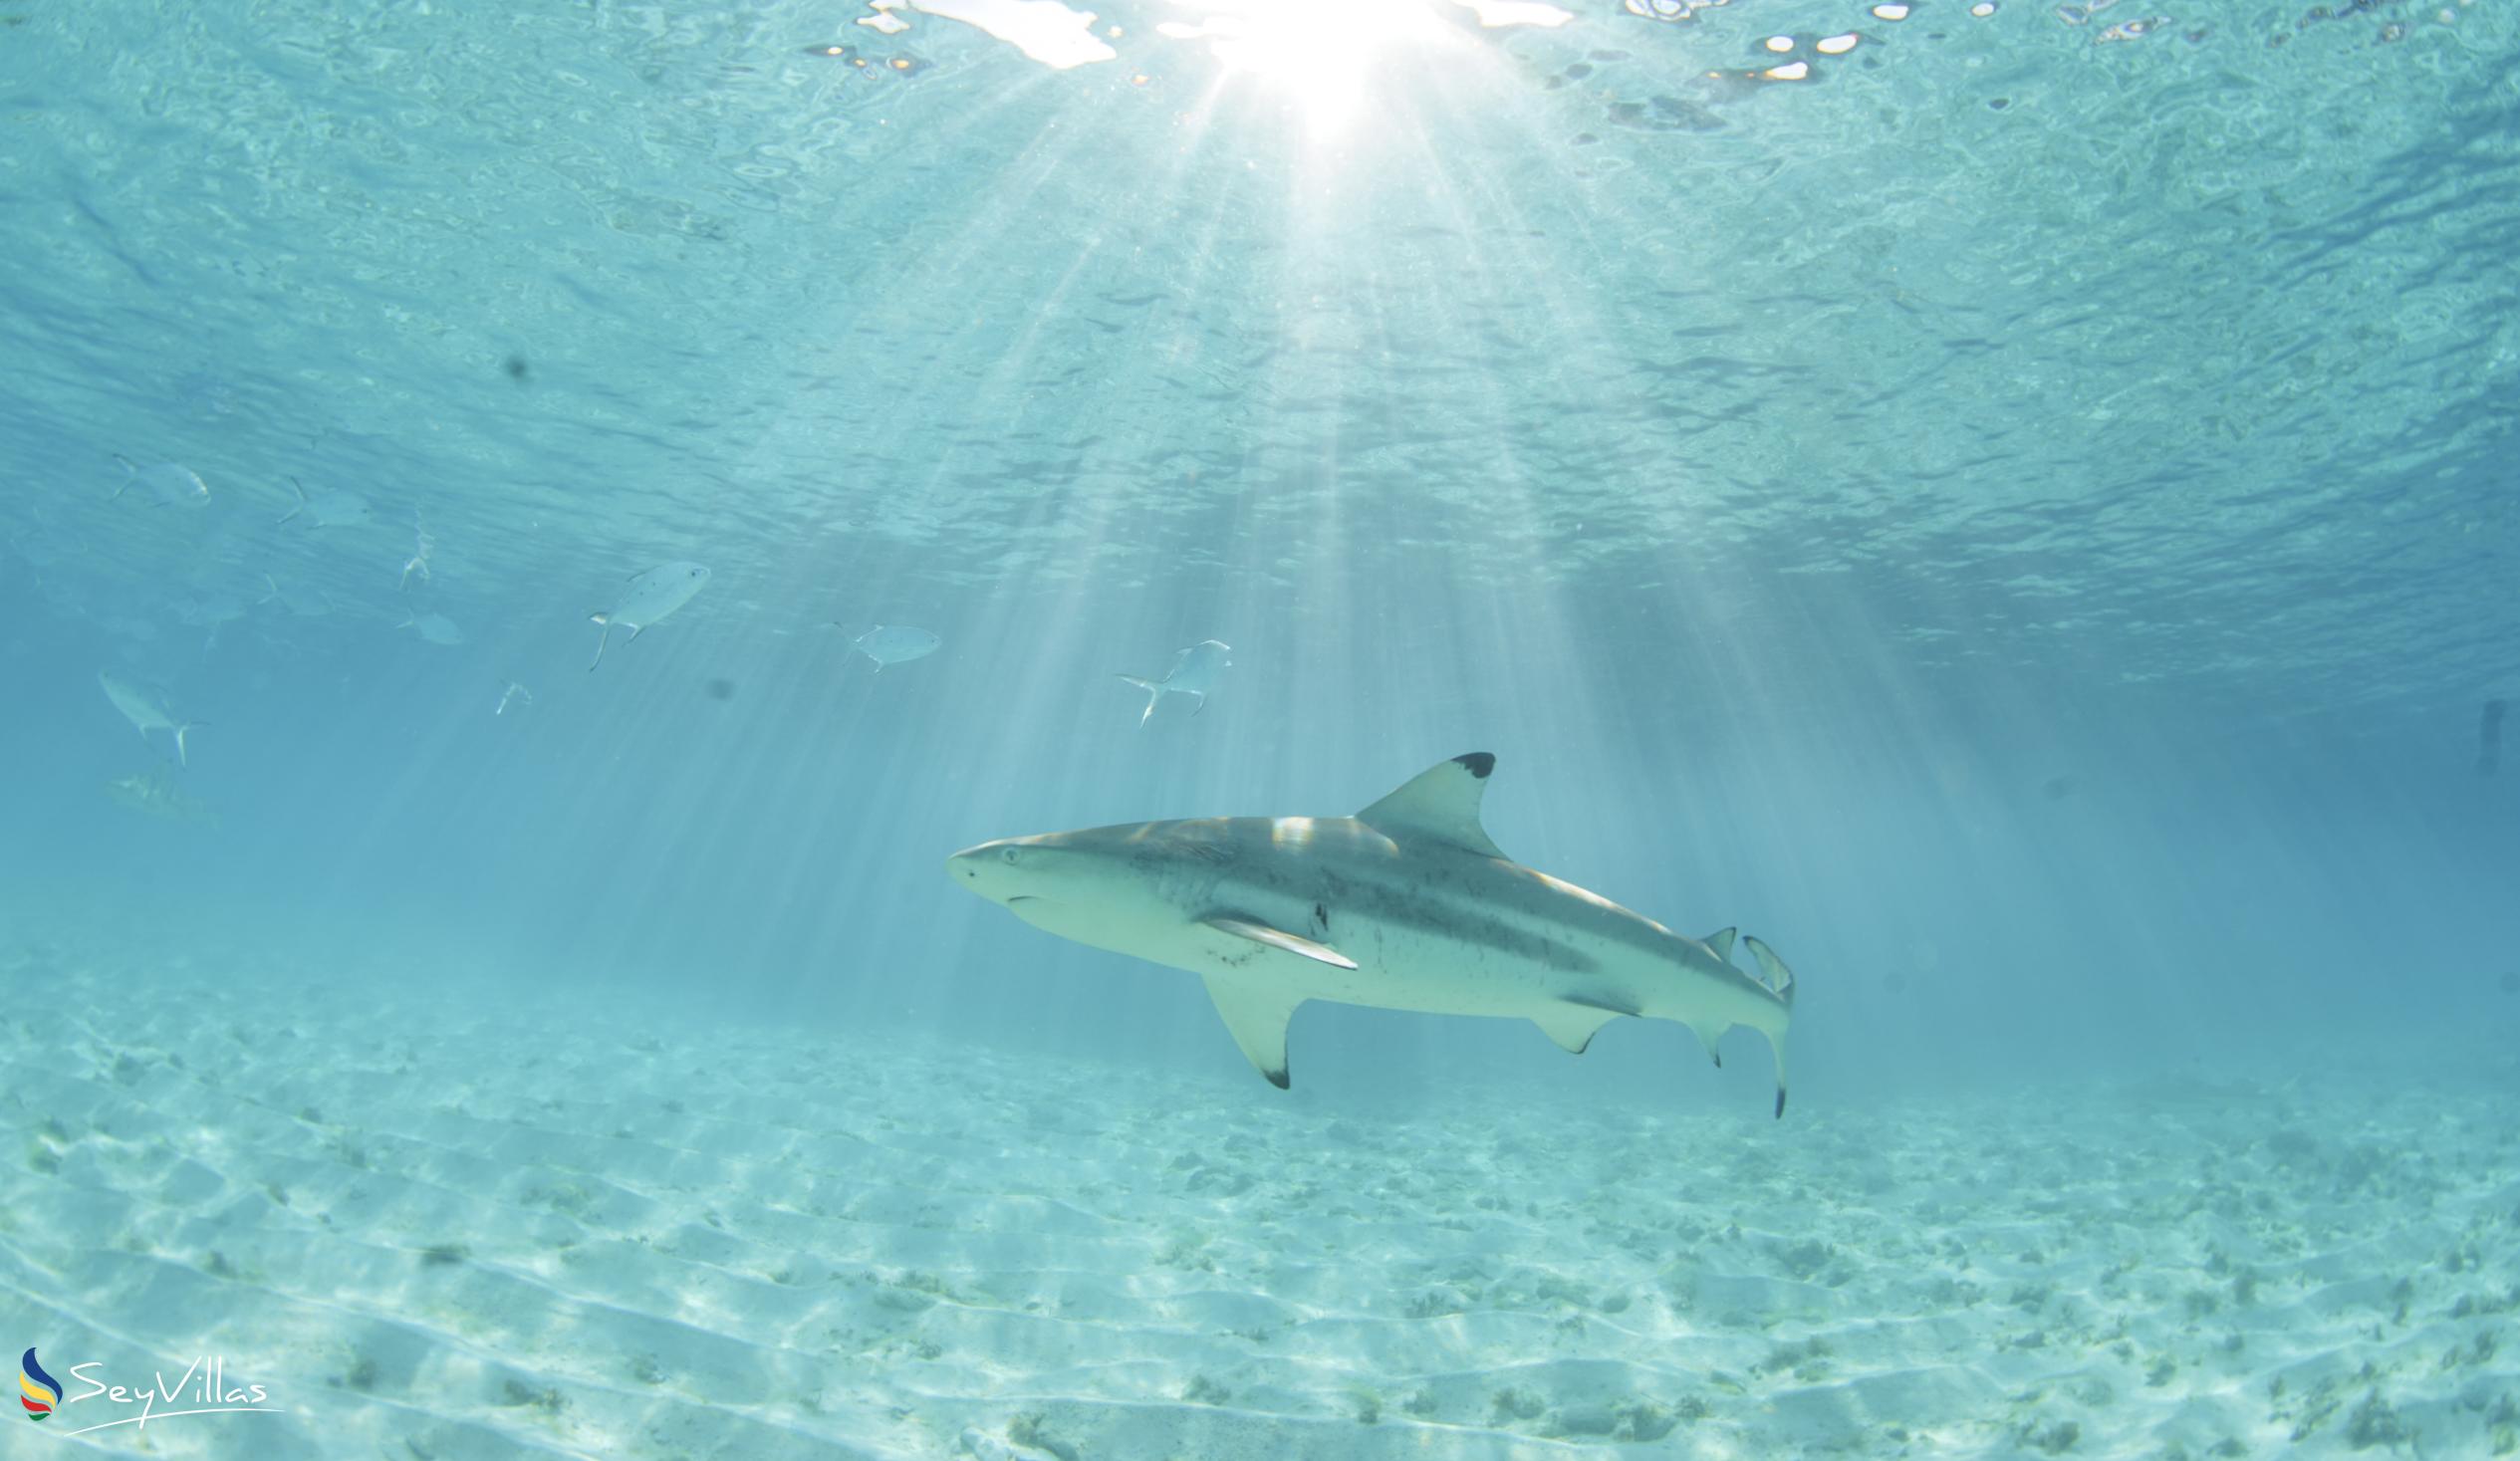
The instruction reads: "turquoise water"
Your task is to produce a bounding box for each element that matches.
[5,0,2519,1455]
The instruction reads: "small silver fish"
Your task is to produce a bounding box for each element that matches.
[111,455,210,508]
[399,611,464,646]
[259,575,333,618]
[279,475,375,529]
[400,511,434,591]
[98,669,204,767]
[105,768,218,825]
[590,562,710,670]
[845,623,941,671]
[1118,638,1231,727]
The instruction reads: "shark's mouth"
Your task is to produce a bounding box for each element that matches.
[1006,895,1040,906]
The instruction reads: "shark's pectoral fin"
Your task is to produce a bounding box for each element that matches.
[1201,916,1358,970]
[1534,1001,1625,1055]
[1702,926,1738,963]
[1200,975,1304,1090]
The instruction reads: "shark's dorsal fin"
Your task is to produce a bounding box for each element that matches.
[1356,753,1505,858]
[1200,975,1305,1090]
[1703,927,1737,962]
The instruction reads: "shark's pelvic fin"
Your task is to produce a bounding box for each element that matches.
[1688,1022,1725,1067]
[1534,1001,1623,1055]
[1702,926,1738,963]
[1202,916,1358,970]
[1200,975,1304,1089]
[1356,752,1505,859]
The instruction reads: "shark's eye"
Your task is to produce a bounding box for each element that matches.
[1001,847,1020,864]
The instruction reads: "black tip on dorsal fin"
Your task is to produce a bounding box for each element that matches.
[1358,756,1507,859]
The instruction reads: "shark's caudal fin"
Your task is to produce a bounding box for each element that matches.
[1117,674,1160,727]
[1201,975,1304,1089]
[1357,752,1506,858]
[1743,935,1797,1007]
[1743,935,1798,1117]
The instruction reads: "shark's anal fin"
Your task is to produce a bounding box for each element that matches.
[1202,916,1358,970]
[1702,926,1738,963]
[1534,1001,1625,1055]
[1200,976,1305,1090]
[1357,752,1506,859]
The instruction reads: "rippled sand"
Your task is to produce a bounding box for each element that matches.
[4,941,2515,1459]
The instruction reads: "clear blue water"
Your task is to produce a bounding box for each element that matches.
[3,1,2518,1456]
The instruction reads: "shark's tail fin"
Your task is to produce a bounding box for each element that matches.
[1117,673,1160,728]
[1743,934,1796,1008]
[1743,935,1797,1118]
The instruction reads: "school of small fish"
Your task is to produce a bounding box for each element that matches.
[49,448,1232,796]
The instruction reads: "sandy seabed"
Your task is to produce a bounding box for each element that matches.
[3,938,2515,1460]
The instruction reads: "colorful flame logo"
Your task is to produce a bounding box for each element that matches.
[20,1347,60,1420]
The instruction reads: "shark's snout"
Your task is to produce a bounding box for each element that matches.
[946,838,1059,906]
[945,844,992,886]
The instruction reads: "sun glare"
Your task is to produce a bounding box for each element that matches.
[1158,0,1459,138]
